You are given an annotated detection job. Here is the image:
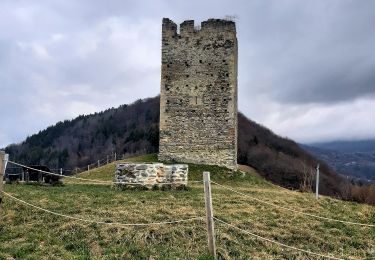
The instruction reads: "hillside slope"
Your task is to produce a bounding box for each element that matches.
[5,97,160,169]
[5,96,345,197]
[1,154,374,259]
[237,113,343,196]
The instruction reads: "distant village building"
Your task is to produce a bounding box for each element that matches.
[158,18,238,169]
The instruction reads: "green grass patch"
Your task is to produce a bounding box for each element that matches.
[1,154,374,259]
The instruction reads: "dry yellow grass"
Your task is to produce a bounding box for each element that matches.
[1,154,374,259]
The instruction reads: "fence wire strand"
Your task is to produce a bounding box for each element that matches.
[211,181,375,227]
[8,161,202,186]
[2,191,204,226]
[8,161,113,184]
[214,217,345,260]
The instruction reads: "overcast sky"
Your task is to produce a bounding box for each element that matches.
[1,0,375,148]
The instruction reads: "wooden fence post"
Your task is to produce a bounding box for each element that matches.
[98,160,100,167]
[0,151,9,216]
[87,165,90,172]
[203,171,217,259]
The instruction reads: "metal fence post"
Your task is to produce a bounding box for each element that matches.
[203,171,217,259]
[114,152,117,161]
[25,169,29,183]
[316,164,320,200]
[60,168,63,175]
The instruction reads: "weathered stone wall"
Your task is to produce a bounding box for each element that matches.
[114,163,188,188]
[159,18,238,170]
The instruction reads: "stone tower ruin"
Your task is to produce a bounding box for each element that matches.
[158,18,238,170]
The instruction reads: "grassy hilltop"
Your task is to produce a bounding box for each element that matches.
[1,154,374,259]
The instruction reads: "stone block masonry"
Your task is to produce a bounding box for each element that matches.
[114,163,188,189]
[159,18,238,170]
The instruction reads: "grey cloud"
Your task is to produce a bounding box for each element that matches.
[236,0,375,104]
[1,0,375,147]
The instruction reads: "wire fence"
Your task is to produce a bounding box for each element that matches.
[1,158,374,259]
[7,161,203,186]
[211,181,375,227]
[68,153,120,174]
[2,191,203,226]
[6,152,125,177]
[8,161,114,184]
[214,217,344,260]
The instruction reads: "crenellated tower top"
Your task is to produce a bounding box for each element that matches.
[162,18,236,39]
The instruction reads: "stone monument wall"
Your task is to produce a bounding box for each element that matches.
[114,163,188,189]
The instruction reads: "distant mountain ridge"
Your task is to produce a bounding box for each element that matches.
[5,96,348,198]
[310,140,375,153]
[303,141,375,182]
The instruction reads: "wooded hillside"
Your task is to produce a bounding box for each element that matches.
[5,96,374,203]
